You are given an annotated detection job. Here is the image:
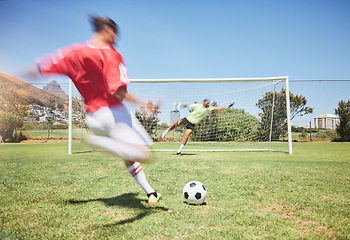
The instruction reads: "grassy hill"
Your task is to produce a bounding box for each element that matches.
[0,72,68,109]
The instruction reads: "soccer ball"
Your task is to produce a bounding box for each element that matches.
[183,181,207,205]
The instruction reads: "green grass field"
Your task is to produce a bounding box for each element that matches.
[1,142,349,239]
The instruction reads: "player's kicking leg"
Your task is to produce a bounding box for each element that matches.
[125,160,161,205]
[86,105,161,205]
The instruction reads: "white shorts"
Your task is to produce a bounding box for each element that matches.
[86,104,153,146]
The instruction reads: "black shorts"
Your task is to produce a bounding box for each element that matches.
[181,117,195,130]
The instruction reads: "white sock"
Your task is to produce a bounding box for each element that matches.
[178,144,185,153]
[128,162,155,194]
[162,128,170,139]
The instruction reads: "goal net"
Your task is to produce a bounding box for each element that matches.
[68,76,292,154]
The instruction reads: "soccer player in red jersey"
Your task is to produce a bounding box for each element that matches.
[26,16,161,205]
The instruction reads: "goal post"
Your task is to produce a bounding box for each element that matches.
[68,76,293,154]
[68,79,94,154]
[285,76,293,154]
[68,79,72,154]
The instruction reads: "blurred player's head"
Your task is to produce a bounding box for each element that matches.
[90,15,118,44]
[203,99,210,107]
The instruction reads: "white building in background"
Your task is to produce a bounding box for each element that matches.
[314,113,340,130]
[170,110,180,125]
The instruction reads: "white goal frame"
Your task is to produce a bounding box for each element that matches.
[68,76,293,154]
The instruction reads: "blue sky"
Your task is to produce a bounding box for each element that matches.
[0,0,349,126]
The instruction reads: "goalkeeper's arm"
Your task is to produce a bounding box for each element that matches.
[212,106,226,111]
[180,103,189,108]
[212,101,235,111]
[174,102,189,110]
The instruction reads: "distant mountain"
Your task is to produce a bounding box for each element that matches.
[0,73,68,109]
[43,80,69,101]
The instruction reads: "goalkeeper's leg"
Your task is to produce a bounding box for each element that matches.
[177,129,192,155]
[162,119,183,139]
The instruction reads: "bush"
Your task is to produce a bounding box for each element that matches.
[15,132,27,142]
[191,108,259,142]
[135,100,160,139]
[335,100,350,141]
[0,110,18,141]
[313,129,339,140]
[299,131,308,140]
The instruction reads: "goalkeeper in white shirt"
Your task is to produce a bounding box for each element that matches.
[161,99,234,155]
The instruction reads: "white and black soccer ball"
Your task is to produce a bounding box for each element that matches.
[183,181,207,205]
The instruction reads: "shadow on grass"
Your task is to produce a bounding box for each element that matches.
[183,201,207,206]
[175,153,197,156]
[67,193,169,226]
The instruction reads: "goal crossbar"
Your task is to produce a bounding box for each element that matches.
[130,76,289,83]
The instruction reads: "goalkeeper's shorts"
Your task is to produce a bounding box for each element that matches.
[181,117,195,130]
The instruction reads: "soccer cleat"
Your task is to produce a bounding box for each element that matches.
[177,152,182,156]
[148,192,162,205]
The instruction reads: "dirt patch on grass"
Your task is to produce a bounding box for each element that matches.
[20,136,68,143]
[295,139,332,142]
[261,202,334,238]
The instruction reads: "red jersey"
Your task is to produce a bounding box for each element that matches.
[38,42,129,113]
